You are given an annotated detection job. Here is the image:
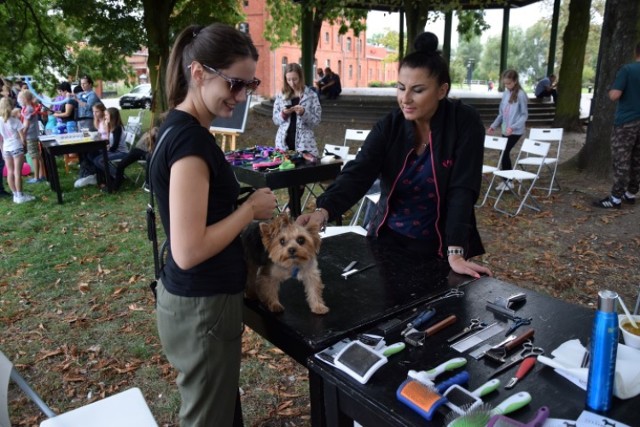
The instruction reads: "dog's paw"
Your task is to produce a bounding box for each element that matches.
[267,302,285,313]
[311,304,329,315]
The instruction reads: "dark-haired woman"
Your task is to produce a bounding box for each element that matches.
[488,69,528,191]
[149,23,277,426]
[297,31,492,279]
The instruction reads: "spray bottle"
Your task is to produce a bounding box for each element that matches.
[586,290,619,412]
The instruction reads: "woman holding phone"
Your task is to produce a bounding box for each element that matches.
[272,63,322,210]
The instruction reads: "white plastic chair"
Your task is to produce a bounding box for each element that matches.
[0,349,157,427]
[350,192,380,227]
[343,129,370,146]
[493,138,551,217]
[516,128,563,197]
[125,111,143,137]
[302,144,350,211]
[476,136,508,208]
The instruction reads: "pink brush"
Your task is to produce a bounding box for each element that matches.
[487,406,550,427]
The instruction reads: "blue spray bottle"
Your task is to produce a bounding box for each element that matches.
[586,290,619,413]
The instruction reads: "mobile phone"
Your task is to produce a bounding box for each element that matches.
[284,104,292,109]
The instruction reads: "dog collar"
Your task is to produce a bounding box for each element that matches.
[292,266,299,279]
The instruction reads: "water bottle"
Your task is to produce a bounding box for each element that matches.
[66,120,77,134]
[586,290,619,412]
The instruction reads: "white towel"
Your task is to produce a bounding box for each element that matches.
[537,339,640,399]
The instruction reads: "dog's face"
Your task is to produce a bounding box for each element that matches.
[259,214,321,268]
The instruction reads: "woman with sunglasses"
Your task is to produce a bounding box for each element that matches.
[150,23,277,427]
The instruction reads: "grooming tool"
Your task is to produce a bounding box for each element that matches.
[356,333,385,350]
[443,379,501,415]
[487,302,518,319]
[504,317,533,336]
[445,391,532,427]
[451,322,505,353]
[380,342,405,357]
[314,338,352,367]
[489,341,544,379]
[401,308,437,337]
[469,333,517,360]
[484,329,535,364]
[397,379,447,421]
[426,288,465,306]
[341,263,376,279]
[373,317,404,337]
[342,260,358,273]
[334,340,387,384]
[504,356,537,389]
[434,371,471,394]
[447,318,487,343]
[487,405,550,427]
[408,357,467,387]
[404,314,458,346]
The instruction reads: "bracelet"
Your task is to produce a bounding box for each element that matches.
[447,248,464,257]
[314,208,328,231]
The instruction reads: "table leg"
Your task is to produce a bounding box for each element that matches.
[101,148,112,192]
[43,148,64,204]
[289,186,301,217]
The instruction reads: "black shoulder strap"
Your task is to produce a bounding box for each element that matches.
[146,126,174,280]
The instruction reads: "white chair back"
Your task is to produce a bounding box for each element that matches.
[343,129,370,146]
[476,136,508,207]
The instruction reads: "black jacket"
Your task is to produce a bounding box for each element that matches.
[317,98,485,259]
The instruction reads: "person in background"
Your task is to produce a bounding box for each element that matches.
[273,63,322,210]
[18,90,47,183]
[314,67,325,93]
[298,31,492,279]
[319,67,341,100]
[0,99,35,203]
[52,82,77,123]
[113,126,158,190]
[92,107,128,188]
[534,74,557,103]
[594,43,640,209]
[150,23,277,427]
[487,69,528,191]
[76,75,101,131]
[92,102,108,140]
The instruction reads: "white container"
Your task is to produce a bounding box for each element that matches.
[618,314,640,349]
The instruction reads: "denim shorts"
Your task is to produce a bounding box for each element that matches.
[2,147,25,158]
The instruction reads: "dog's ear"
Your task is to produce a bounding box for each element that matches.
[259,221,276,243]
[304,221,322,253]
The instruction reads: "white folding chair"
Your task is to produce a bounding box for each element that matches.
[301,144,350,211]
[350,192,380,227]
[343,129,370,146]
[1,349,157,427]
[516,128,563,197]
[493,138,550,217]
[476,136,508,207]
[125,112,143,137]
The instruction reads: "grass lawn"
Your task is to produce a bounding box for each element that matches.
[0,112,309,426]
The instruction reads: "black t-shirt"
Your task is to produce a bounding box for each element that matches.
[150,109,245,297]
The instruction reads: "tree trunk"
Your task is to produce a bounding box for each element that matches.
[553,0,591,131]
[578,0,640,176]
[142,0,174,124]
[404,0,429,54]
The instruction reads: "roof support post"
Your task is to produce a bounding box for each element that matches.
[443,10,452,64]
[300,0,314,87]
[499,5,510,90]
[547,0,561,76]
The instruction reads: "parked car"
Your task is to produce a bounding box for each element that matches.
[119,84,152,109]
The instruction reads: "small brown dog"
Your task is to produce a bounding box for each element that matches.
[243,213,328,315]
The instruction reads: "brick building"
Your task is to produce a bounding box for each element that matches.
[243,1,397,97]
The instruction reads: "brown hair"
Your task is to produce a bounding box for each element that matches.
[165,23,259,109]
[502,69,524,104]
[106,107,123,132]
[281,63,305,100]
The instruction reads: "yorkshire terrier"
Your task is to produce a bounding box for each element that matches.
[243,213,328,315]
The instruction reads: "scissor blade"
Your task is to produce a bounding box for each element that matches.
[489,357,521,379]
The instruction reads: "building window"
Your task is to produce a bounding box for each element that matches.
[338,60,342,76]
[325,32,329,43]
[357,39,362,54]
[243,0,248,5]
[349,64,353,79]
[282,56,288,77]
[346,37,352,52]
[369,68,373,79]
[326,59,330,68]
[358,65,361,80]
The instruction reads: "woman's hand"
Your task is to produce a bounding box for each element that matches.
[292,105,305,116]
[448,255,493,279]
[487,127,494,135]
[505,127,513,136]
[247,187,278,220]
[296,208,327,228]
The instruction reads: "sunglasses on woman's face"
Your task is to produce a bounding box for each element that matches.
[202,64,261,95]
